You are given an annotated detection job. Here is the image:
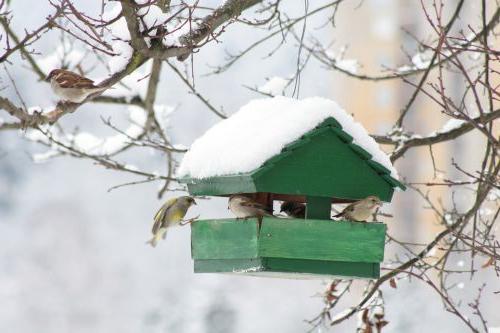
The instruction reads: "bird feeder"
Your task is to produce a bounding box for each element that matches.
[178,97,405,279]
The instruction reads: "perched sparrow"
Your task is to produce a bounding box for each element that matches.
[46,69,109,103]
[147,196,197,247]
[334,196,382,222]
[228,195,273,219]
[280,201,306,218]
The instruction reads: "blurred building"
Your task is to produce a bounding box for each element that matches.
[331,0,498,245]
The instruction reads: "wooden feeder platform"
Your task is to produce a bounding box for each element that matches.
[191,217,386,279]
[180,112,404,279]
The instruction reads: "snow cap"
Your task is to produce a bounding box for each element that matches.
[178,96,398,180]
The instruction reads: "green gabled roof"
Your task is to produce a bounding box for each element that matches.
[180,118,405,202]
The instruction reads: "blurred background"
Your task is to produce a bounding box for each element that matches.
[0,0,498,332]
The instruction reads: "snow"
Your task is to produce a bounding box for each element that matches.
[479,208,493,217]
[74,106,146,155]
[137,5,170,29]
[397,65,414,73]
[73,132,102,152]
[129,105,147,126]
[24,127,51,144]
[411,51,432,69]
[101,64,151,99]
[80,106,146,155]
[154,104,175,132]
[108,40,134,73]
[489,327,500,333]
[232,266,263,273]
[258,77,288,95]
[32,150,60,163]
[103,4,130,40]
[178,96,399,179]
[329,308,353,322]
[335,59,359,73]
[444,213,455,226]
[326,47,359,73]
[426,247,437,257]
[101,3,134,72]
[37,43,84,73]
[24,106,147,158]
[427,118,466,137]
[440,118,465,132]
[487,189,500,201]
[27,106,55,115]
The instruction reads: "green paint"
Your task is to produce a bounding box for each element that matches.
[258,218,385,262]
[190,218,385,279]
[191,219,259,259]
[194,258,265,273]
[194,259,379,279]
[264,258,379,279]
[305,196,332,220]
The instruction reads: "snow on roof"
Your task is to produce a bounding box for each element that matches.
[177,96,399,180]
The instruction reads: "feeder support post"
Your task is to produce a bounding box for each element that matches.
[306,196,331,220]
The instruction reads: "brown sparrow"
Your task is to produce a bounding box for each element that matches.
[334,196,382,222]
[46,69,109,103]
[228,195,273,219]
[280,201,306,218]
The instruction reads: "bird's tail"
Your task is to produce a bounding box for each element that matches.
[146,237,158,248]
[146,228,167,247]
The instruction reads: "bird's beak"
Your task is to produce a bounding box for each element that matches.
[45,75,51,82]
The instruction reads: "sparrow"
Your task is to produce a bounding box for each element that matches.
[147,196,197,247]
[280,201,306,218]
[46,69,109,103]
[228,194,273,219]
[334,196,382,222]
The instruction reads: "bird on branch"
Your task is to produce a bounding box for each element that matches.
[46,69,111,103]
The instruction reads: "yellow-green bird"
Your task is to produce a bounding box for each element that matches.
[147,196,197,247]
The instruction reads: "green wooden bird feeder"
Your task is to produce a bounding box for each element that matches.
[178,97,405,279]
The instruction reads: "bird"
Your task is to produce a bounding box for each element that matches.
[280,201,306,218]
[333,196,382,222]
[228,194,273,219]
[46,69,109,103]
[147,196,197,247]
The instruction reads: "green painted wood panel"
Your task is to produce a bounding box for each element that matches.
[263,258,379,279]
[258,218,386,263]
[254,129,395,201]
[349,143,372,160]
[191,219,259,259]
[192,218,386,263]
[194,258,379,279]
[194,258,265,273]
[191,218,386,279]
[184,174,256,196]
